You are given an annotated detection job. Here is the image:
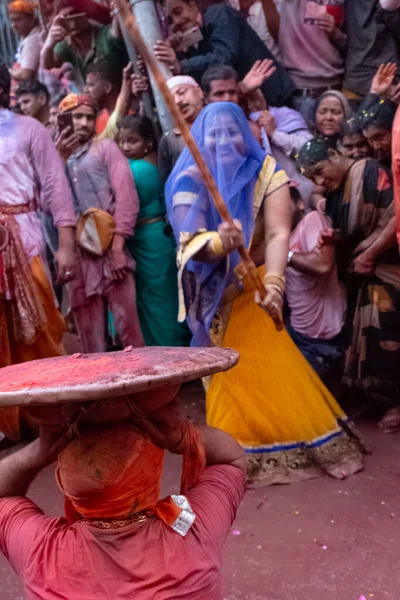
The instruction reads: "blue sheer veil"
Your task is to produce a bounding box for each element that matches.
[165,102,267,346]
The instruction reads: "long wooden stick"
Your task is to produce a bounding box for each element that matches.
[114,0,283,331]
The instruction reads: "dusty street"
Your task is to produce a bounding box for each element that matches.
[1,384,400,600]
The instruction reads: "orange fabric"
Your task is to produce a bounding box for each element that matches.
[56,424,165,522]
[95,109,110,135]
[56,421,206,528]
[179,420,206,494]
[0,256,66,441]
[8,1,35,14]
[392,106,400,248]
[58,93,98,115]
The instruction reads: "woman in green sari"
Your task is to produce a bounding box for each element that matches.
[118,115,191,346]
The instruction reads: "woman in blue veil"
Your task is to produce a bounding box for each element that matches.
[166,103,365,486]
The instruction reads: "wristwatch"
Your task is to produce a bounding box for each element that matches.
[287,250,294,266]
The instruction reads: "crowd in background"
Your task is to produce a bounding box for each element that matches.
[2,0,400,441]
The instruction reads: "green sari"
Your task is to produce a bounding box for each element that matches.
[127,159,191,346]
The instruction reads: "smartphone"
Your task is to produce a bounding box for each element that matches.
[60,13,88,33]
[175,26,203,52]
[57,112,74,134]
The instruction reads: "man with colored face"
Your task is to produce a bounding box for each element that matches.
[360,98,397,168]
[56,93,144,352]
[8,0,42,82]
[158,75,204,185]
[84,60,122,135]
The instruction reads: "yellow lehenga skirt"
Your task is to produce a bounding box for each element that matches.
[207,267,367,486]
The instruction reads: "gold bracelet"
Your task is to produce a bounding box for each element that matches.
[265,283,284,296]
[209,234,226,258]
[264,273,285,295]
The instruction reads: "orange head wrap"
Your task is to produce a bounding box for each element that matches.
[56,420,206,534]
[8,1,35,14]
[58,93,99,115]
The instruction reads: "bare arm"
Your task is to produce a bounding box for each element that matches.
[9,67,35,81]
[359,216,397,261]
[259,0,280,43]
[40,16,67,70]
[0,428,69,499]
[290,244,335,277]
[264,183,292,276]
[199,426,247,475]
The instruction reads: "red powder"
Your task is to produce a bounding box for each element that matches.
[0,351,154,392]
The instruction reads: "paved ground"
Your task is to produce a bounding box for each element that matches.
[1,384,400,600]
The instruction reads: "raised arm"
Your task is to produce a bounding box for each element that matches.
[40,15,67,70]
[0,428,69,499]
[133,401,246,475]
[199,425,246,474]
[290,242,335,277]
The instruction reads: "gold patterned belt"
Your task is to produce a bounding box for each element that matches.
[78,510,155,530]
[0,203,33,216]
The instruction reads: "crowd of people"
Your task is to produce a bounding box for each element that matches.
[1,0,400,596]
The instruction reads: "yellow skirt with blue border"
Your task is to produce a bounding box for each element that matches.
[207,266,367,486]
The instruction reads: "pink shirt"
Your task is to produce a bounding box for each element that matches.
[0,109,75,262]
[65,138,139,303]
[0,465,246,600]
[286,212,346,340]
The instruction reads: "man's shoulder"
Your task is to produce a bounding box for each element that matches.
[13,113,48,135]
[204,3,237,23]
[93,136,120,154]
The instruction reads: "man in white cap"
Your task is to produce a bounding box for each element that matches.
[158,75,204,186]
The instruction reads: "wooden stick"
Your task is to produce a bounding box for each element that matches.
[114,0,283,331]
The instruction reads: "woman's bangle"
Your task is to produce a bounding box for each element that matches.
[209,234,226,258]
[265,283,284,297]
[264,273,285,295]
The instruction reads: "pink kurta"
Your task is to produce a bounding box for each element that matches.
[0,465,246,600]
[0,109,76,263]
[65,138,139,305]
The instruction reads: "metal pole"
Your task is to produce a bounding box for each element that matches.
[117,13,157,128]
[130,0,174,133]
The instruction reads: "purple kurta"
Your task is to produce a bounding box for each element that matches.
[66,138,139,306]
[0,109,75,263]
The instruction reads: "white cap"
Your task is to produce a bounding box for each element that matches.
[166,75,200,90]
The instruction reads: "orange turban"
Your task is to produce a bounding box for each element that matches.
[56,421,206,535]
[58,93,99,115]
[8,1,35,14]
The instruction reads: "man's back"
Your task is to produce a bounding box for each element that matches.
[0,465,245,600]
